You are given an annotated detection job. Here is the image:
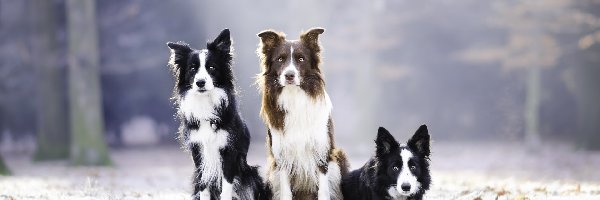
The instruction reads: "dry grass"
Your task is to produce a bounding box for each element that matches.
[1,142,600,199]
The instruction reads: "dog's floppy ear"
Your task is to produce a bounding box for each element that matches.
[300,27,324,52]
[208,29,232,54]
[257,30,283,49]
[376,127,399,156]
[257,30,285,73]
[257,30,285,54]
[408,124,430,157]
[167,41,191,70]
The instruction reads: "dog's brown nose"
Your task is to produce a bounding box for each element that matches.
[285,71,295,81]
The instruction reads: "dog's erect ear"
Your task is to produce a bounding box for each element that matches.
[300,27,324,52]
[408,124,430,157]
[300,27,324,43]
[376,127,399,156]
[167,41,191,54]
[208,29,232,54]
[167,41,191,69]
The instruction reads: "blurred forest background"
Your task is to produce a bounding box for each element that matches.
[0,0,600,199]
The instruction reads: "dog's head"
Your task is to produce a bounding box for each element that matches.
[167,29,234,96]
[256,28,325,97]
[375,125,431,198]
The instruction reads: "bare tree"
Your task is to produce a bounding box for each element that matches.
[66,0,111,165]
[570,5,600,149]
[568,61,600,150]
[575,1,600,150]
[327,0,383,140]
[353,0,380,139]
[31,0,70,161]
[459,0,576,149]
[0,154,9,175]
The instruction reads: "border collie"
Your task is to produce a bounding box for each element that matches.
[256,27,349,200]
[342,125,431,200]
[167,29,266,200]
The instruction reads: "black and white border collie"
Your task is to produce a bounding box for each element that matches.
[167,29,266,200]
[342,125,431,200]
[256,27,349,200]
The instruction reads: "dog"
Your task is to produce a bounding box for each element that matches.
[256,27,349,200]
[342,125,431,200]
[167,29,266,200]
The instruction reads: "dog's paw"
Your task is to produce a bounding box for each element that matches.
[191,194,201,200]
[220,181,233,200]
[197,190,211,200]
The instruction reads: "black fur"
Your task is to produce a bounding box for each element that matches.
[342,125,431,200]
[167,29,267,200]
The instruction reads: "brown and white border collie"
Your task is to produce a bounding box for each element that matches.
[256,27,349,200]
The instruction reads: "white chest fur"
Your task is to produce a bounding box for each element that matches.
[270,86,332,189]
[189,120,229,185]
[180,88,228,121]
[180,89,229,186]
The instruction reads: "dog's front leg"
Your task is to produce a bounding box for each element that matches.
[191,144,210,200]
[279,170,293,200]
[318,165,330,200]
[198,190,211,200]
[221,179,233,200]
[220,148,236,200]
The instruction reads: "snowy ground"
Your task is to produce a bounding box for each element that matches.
[1,141,600,200]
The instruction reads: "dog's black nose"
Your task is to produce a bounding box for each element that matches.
[196,80,206,88]
[284,71,295,81]
[401,183,411,192]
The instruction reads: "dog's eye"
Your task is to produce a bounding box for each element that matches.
[208,66,215,70]
[298,57,305,62]
[410,165,416,170]
[393,166,399,172]
[277,57,284,62]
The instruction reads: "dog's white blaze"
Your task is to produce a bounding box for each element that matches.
[396,149,421,196]
[194,50,215,91]
[221,180,233,200]
[199,189,211,200]
[279,46,300,86]
[278,171,293,200]
[269,86,332,194]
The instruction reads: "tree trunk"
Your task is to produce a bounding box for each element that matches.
[354,0,381,139]
[573,64,600,150]
[0,154,9,175]
[66,0,111,165]
[31,0,70,161]
[525,67,541,149]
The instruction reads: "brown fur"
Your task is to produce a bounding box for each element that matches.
[257,30,287,131]
[256,29,327,131]
[257,28,348,200]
